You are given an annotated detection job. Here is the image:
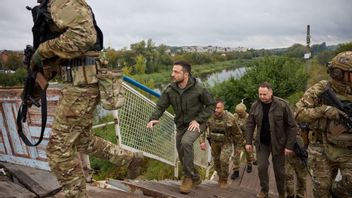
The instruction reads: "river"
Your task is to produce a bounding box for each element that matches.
[200,66,247,87]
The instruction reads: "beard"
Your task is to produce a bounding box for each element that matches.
[172,77,184,84]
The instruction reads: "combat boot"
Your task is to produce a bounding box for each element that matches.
[127,152,144,179]
[231,170,239,180]
[257,191,268,198]
[180,177,193,194]
[218,177,229,189]
[246,164,252,173]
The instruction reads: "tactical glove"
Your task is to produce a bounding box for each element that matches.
[324,106,346,120]
[30,50,43,70]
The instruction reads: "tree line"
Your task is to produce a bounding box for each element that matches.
[0,40,351,87]
[210,42,352,112]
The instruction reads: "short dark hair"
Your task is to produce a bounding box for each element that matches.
[174,61,192,75]
[215,97,225,105]
[258,82,273,90]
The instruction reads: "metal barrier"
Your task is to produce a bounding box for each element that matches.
[114,81,210,174]
[0,77,210,176]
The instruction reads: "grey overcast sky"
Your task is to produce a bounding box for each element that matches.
[0,0,351,50]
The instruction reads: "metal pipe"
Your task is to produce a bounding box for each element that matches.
[122,76,161,98]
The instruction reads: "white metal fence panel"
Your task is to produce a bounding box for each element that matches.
[118,83,210,168]
[117,83,177,166]
[0,82,210,171]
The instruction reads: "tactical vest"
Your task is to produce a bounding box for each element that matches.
[325,91,352,148]
[308,81,352,147]
[234,113,248,134]
[208,112,232,142]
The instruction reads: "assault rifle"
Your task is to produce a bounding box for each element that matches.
[293,141,312,177]
[293,142,308,166]
[16,4,49,147]
[319,84,352,129]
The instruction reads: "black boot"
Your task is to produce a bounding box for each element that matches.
[285,195,294,198]
[246,164,252,173]
[231,170,239,180]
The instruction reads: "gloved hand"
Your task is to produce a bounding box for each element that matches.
[30,50,43,70]
[324,106,346,120]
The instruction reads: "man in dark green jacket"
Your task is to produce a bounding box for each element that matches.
[147,61,215,194]
[245,82,297,198]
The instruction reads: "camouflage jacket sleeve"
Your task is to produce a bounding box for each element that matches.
[295,81,329,123]
[149,88,171,121]
[228,113,245,147]
[37,0,97,59]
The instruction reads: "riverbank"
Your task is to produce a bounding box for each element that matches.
[129,59,254,89]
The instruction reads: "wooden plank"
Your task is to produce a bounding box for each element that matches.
[119,179,259,198]
[0,162,61,197]
[239,164,260,191]
[0,180,36,198]
[54,183,148,198]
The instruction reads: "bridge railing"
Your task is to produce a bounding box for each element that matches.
[0,77,210,176]
[108,78,210,176]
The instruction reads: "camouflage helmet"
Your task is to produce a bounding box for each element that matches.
[235,102,247,114]
[327,51,352,82]
[328,51,352,93]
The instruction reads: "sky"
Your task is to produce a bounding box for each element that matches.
[0,0,351,50]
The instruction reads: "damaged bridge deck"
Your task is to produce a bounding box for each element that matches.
[0,161,313,198]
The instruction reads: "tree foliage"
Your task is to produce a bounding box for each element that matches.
[0,68,26,87]
[134,54,146,74]
[3,52,24,71]
[210,56,308,111]
[335,42,352,54]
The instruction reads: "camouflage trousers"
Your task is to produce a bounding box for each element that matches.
[308,144,352,198]
[285,154,307,197]
[211,142,233,179]
[47,84,134,198]
[233,144,255,171]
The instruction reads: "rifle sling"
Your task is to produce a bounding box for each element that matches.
[16,90,47,147]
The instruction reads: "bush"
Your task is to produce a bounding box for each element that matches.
[0,68,26,87]
[211,56,308,110]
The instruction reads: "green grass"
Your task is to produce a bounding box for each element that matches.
[306,59,328,88]
[130,59,253,88]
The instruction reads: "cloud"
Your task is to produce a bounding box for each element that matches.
[0,0,351,50]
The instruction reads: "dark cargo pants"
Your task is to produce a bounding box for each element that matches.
[176,124,205,180]
[256,143,286,195]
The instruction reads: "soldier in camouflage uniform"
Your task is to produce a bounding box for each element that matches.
[29,1,143,197]
[232,102,254,180]
[285,135,307,198]
[206,99,244,189]
[296,51,352,198]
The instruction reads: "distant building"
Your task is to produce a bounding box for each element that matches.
[0,50,9,64]
[181,46,247,53]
